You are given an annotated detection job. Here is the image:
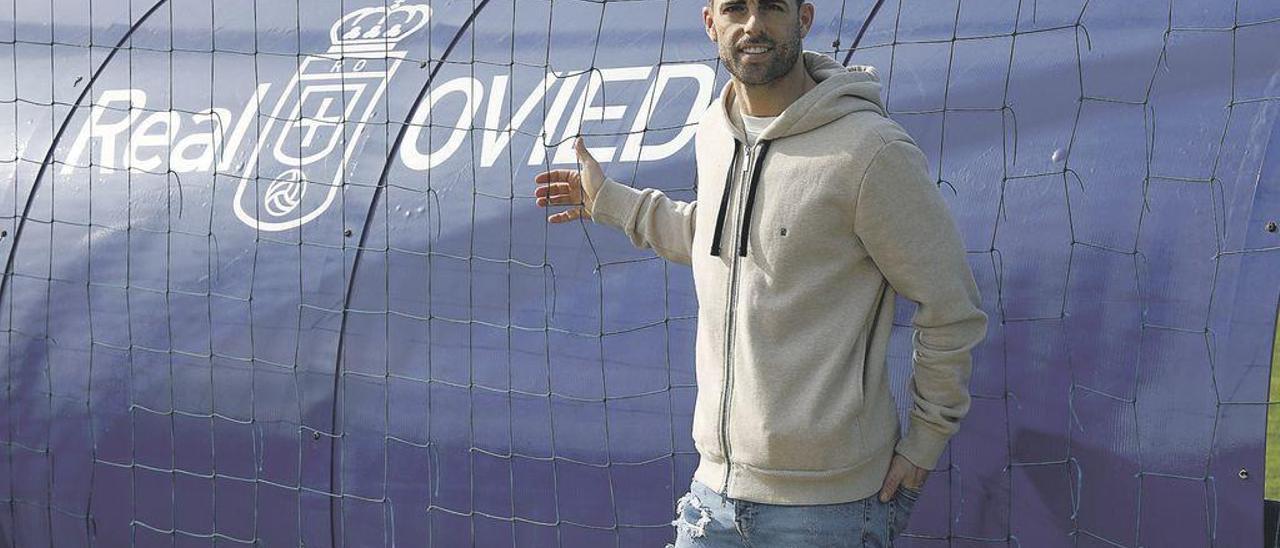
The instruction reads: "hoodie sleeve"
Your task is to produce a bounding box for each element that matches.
[853,139,988,471]
[588,177,697,266]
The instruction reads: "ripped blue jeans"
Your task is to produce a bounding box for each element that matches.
[669,479,920,547]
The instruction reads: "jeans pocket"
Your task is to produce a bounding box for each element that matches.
[889,486,921,539]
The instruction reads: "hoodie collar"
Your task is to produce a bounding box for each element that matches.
[712,50,886,144]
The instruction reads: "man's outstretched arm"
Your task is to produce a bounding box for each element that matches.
[534,137,698,266]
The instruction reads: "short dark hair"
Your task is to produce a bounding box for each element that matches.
[708,0,803,8]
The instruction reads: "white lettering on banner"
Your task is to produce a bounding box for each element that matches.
[526,71,585,167]
[60,86,267,175]
[618,63,716,163]
[401,77,484,171]
[129,110,181,172]
[170,109,229,173]
[56,2,718,229]
[61,89,146,174]
[478,72,557,169]
[217,86,269,171]
[552,66,653,165]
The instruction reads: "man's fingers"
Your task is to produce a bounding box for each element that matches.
[535,186,579,207]
[547,207,588,223]
[879,470,903,503]
[534,182,574,198]
[905,470,929,491]
[879,482,898,503]
[533,169,579,185]
[547,207,576,223]
[536,194,581,207]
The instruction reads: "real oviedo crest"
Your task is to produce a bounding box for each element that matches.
[234,1,431,231]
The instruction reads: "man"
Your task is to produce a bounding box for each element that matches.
[533,0,987,545]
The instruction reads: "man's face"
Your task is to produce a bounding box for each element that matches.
[704,0,813,86]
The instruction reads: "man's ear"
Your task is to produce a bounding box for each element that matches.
[703,5,717,43]
[799,2,815,38]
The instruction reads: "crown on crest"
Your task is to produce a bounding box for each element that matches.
[331,1,431,47]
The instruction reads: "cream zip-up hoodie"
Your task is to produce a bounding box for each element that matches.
[589,51,987,505]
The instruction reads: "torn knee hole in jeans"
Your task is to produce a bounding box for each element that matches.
[672,492,712,539]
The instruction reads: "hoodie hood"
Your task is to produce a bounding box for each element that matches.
[706,51,887,258]
[712,50,886,142]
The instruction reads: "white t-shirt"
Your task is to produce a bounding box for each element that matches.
[741,112,777,145]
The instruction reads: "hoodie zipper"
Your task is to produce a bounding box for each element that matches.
[718,139,757,494]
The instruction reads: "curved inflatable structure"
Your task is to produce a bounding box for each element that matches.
[1,0,1278,546]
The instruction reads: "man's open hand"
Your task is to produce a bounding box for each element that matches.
[879,453,928,502]
[533,137,605,223]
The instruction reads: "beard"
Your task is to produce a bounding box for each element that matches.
[718,21,804,86]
